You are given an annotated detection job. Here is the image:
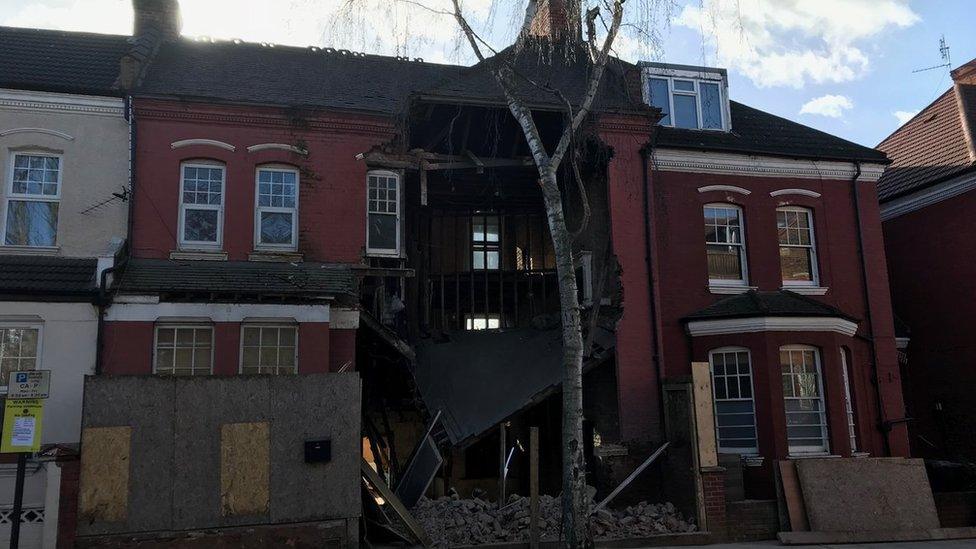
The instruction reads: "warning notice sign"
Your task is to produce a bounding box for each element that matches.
[1,399,44,453]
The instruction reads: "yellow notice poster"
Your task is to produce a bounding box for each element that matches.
[2,398,44,453]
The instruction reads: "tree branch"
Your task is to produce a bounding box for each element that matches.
[550,0,625,170]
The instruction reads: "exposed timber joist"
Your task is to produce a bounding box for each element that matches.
[357,149,534,171]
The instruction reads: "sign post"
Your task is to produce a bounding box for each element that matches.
[3,370,49,549]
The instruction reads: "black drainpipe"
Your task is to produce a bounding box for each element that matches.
[94,94,137,376]
[640,142,666,437]
[850,160,892,457]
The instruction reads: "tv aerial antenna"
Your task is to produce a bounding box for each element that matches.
[913,35,952,73]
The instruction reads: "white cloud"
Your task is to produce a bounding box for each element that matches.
[893,109,920,125]
[676,0,919,89]
[800,94,854,118]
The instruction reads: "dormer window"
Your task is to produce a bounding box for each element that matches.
[641,63,730,131]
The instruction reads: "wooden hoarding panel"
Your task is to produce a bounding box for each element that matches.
[79,426,132,522]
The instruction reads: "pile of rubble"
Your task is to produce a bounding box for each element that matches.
[410,491,696,547]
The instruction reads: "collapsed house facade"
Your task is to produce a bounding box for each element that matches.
[0,0,917,545]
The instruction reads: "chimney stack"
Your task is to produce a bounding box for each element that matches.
[132,0,182,41]
[527,0,582,42]
[951,59,976,86]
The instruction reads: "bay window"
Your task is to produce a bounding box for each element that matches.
[366,171,400,256]
[179,162,224,250]
[709,347,758,454]
[154,325,213,376]
[704,204,747,285]
[780,345,829,454]
[4,153,60,247]
[777,207,818,285]
[255,167,298,249]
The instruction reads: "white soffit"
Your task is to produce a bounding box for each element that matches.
[686,316,858,337]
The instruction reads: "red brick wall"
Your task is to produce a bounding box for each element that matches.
[649,167,908,459]
[599,117,659,444]
[701,467,727,539]
[102,321,337,374]
[131,99,395,263]
[934,491,976,527]
[328,329,357,372]
[884,190,976,460]
[57,459,80,549]
[725,499,779,542]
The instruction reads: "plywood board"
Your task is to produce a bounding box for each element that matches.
[79,426,132,523]
[220,422,270,517]
[778,460,808,531]
[691,362,718,468]
[796,458,940,533]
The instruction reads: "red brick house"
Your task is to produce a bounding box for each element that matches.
[877,58,976,462]
[2,0,917,542]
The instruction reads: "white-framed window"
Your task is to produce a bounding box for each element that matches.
[0,326,41,391]
[777,207,818,286]
[780,345,829,454]
[154,325,213,376]
[240,324,298,375]
[465,314,500,330]
[644,72,727,130]
[471,214,500,270]
[840,347,858,453]
[704,203,748,285]
[3,153,61,247]
[709,347,758,454]
[179,162,224,250]
[255,166,299,250]
[366,170,400,256]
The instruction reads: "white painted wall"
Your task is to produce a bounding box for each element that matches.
[0,301,97,445]
[0,89,127,258]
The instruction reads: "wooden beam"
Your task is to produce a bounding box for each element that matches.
[592,442,671,513]
[360,150,533,172]
[361,459,432,547]
[465,150,485,174]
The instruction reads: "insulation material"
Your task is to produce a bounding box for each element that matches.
[220,421,270,517]
[79,426,132,522]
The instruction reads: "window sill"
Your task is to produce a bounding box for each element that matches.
[0,245,60,256]
[852,452,871,458]
[170,250,228,261]
[709,284,756,295]
[788,453,840,460]
[249,250,303,263]
[782,285,829,295]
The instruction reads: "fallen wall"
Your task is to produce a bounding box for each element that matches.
[76,374,361,545]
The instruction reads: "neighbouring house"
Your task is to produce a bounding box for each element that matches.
[0,26,130,549]
[639,62,910,505]
[877,58,976,463]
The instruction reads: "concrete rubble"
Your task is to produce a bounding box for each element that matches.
[407,490,696,547]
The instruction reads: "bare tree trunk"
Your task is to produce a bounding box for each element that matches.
[539,168,588,549]
[450,2,626,547]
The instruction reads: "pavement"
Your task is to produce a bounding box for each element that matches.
[670,541,976,548]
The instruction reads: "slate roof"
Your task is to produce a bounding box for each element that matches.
[136,38,462,114]
[876,84,976,202]
[655,101,889,163]
[0,255,97,298]
[683,290,856,322]
[115,258,356,299]
[417,42,649,113]
[0,26,130,96]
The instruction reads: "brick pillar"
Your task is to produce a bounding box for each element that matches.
[701,466,727,541]
[57,459,81,549]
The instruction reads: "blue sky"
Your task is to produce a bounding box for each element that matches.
[2,0,972,147]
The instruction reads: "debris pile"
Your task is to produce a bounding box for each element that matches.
[410,491,696,547]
